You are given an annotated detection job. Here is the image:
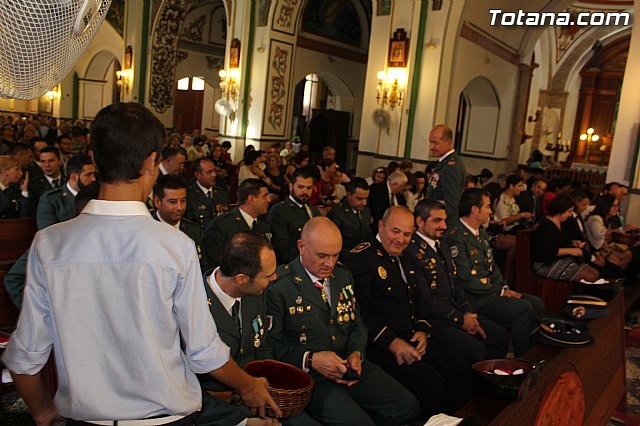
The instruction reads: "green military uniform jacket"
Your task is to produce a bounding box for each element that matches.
[27,174,66,216]
[267,197,321,264]
[425,151,466,223]
[407,235,472,326]
[443,220,505,308]
[198,271,273,396]
[266,257,367,369]
[325,198,373,259]
[36,184,75,229]
[185,183,230,230]
[202,207,272,268]
[152,212,208,272]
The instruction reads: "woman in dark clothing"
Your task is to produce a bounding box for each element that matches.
[533,194,599,282]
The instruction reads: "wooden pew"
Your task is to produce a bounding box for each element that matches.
[0,217,37,327]
[457,289,626,425]
[514,228,574,312]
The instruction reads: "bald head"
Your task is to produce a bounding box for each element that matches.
[429,124,454,158]
[298,217,342,278]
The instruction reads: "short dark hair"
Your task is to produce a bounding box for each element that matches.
[39,146,60,159]
[162,146,186,161]
[292,151,309,166]
[319,159,337,171]
[602,182,621,194]
[9,142,32,156]
[244,150,262,166]
[548,194,575,216]
[74,181,100,214]
[192,157,213,174]
[506,174,524,188]
[57,134,71,144]
[237,178,269,205]
[153,174,187,200]
[345,177,369,194]
[291,166,315,183]
[92,103,165,183]
[414,199,446,221]
[590,195,617,220]
[219,232,273,279]
[459,188,490,217]
[387,161,400,173]
[66,154,93,177]
[221,141,232,149]
[569,190,590,205]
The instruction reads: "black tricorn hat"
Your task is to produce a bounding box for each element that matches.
[562,295,608,320]
[535,317,594,347]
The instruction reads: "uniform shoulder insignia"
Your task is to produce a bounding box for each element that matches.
[447,161,456,165]
[276,264,292,278]
[449,228,457,236]
[350,242,371,253]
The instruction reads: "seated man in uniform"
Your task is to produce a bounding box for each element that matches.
[407,200,508,363]
[36,154,96,229]
[185,157,229,230]
[197,232,320,426]
[3,102,279,425]
[267,217,419,425]
[267,167,321,264]
[444,188,545,357]
[326,177,373,260]
[345,206,472,417]
[203,178,272,268]
[153,174,208,272]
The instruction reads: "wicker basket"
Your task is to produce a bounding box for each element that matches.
[207,360,313,418]
[612,230,639,246]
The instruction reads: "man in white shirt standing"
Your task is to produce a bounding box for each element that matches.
[3,102,280,425]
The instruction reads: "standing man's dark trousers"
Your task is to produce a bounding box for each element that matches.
[431,316,509,363]
[472,293,544,357]
[367,334,472,417]
[305,359,419,426]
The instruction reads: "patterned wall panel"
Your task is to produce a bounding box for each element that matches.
[262,40,294,137]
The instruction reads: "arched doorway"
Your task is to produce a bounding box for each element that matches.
[80,50,119,118]
[455,77,501,157]
[291,72,356,167]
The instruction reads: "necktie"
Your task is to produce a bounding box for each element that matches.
[52,179,60,188]
[304,204,313,219]
[206,190,212,199]
[395,257,408,284]
[434,241,448,270]
[391,193,397,206]
[251,219,257,231]
[314,279,331,306]
[231,300,241,333]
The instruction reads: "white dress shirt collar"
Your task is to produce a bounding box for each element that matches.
[438,149,455,162]
[81,200,151,216]
[208,268,240,315]
[66,182,78,197]
[238,206,256,228]
[460,218,480,237]
[196,180,212,196]
[415,231,437,251]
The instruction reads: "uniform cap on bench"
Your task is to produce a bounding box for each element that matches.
[561,295,608,320]
[535,317,594,347]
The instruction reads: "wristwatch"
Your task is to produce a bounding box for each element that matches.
[306,352,313,370]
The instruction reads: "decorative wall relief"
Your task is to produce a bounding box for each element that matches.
[262,40,294,137]
[272,0,303,35]
[257,0,272,26]
[176,50,189,65]
[149,0,194,113]
[181,14,206,42]
[205,55,225,71]
[376,0,391,16]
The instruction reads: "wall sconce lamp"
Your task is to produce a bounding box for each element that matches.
[218,68,240,103]
[45,86,60,101]
[579,127,599,161]
[376,69,406,110]
[116,46,133,95]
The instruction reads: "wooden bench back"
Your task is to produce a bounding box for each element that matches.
[0,217,37,327]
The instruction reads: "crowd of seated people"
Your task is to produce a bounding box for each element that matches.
[4,114,640,425]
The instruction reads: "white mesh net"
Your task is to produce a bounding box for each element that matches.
[0,0,111,100]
